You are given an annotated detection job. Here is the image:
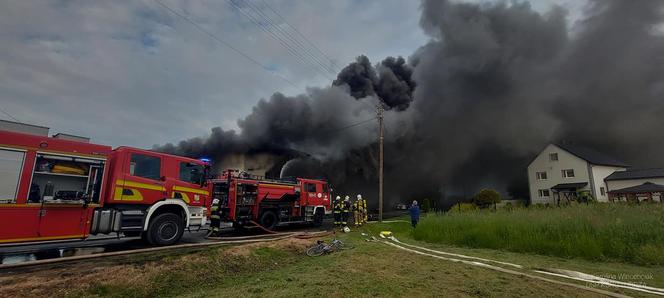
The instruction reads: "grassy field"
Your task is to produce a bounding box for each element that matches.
[1,219,661,297]
[413,203,664,266]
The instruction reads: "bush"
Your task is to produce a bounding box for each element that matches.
[472,189,502,208]
[413,203,664,266]
[448,202,478,213]
[422,198,431,212]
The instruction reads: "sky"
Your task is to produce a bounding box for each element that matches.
[0,0,585,148]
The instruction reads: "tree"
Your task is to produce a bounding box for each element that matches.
[472,189,502,208]
[422,198,431,212]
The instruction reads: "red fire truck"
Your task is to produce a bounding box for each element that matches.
[210,170,331,230]
[0,129,209,246]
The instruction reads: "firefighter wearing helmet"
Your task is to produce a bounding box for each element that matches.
[342,195,351,227]
[362,195,368,223]
[209,198,222,236]
[333,196,343,227]
[354,194,364,226]
[357,194,367,225]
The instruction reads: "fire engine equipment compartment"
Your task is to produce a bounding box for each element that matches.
[29,153,105,204]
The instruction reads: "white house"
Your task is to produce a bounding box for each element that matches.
[604,168,664,202]
[527,143,629,204]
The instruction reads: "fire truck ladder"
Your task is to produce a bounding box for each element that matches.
[304,206,315,222]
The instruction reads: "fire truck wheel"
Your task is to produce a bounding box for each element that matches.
[147,213,184,246]
[259,210,279,230]
[313,209,324,226]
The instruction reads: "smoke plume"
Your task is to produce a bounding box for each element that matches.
[157,0,664,209]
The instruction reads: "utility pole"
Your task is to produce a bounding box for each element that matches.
[377,104,384,222]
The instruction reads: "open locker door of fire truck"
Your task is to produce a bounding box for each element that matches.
[32,153,105,240]
[0,148,40,243]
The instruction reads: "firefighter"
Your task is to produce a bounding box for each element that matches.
[342,195,351,227]
[333,196,342,227]
[362,195,368,223]
[209,198,222,236]
[357,194,367,225]
[353,196,362,227]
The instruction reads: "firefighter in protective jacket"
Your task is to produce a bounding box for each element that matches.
[355,194,367,225]
[353,195,363,226]
[361,195,368,223]
[333,196,342,226]
[342,196,351,226]
[209,198,222,235]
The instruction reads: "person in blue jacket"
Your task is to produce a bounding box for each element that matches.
[409,200,420,228]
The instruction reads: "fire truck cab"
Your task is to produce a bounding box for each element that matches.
[0,129,209,246]
[210,170,331,230]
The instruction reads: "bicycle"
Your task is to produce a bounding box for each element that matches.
[306,238,354,256]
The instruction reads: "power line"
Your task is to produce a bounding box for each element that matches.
[227,0,326,78]
[245,0,338,75]
[261,0,340,73]
[0,106,20,123]
[153,0,301,92]
[228,0,334,80]
[241,0,336,75]
[319,117,376,136]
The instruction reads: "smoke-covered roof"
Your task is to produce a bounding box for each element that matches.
[605,168,664,181]
[555,143,629,167]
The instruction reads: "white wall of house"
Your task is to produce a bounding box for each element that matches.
[590,165,627,202]
[606,177,664,191]
[528,144,591,204]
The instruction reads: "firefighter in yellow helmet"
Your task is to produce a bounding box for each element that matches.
[333,196,342,227]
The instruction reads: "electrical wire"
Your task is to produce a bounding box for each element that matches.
[261,0,340,73]
[153,0,302,92]
[318,117,377,136]
[0,106,20,123]
[246,0,338,75]
[227,0,334,81]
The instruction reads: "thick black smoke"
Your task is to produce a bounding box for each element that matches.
[158,0,664,209]
[332,55,377,99]
[333,55,416,110]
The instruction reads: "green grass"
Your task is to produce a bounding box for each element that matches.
[3,220,662,297]
[412,203,664,266]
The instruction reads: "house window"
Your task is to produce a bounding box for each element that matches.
[538,189,550,197]
[562,169,575,178]
[600,187,606,196]
[549,153,558,161]
[130,154,161,180]
[536,172,547,180]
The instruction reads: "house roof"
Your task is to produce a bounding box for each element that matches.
[608,182,664,194]
[555,143,630,167]
[551,182,588,190]
[605,168,664,181]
